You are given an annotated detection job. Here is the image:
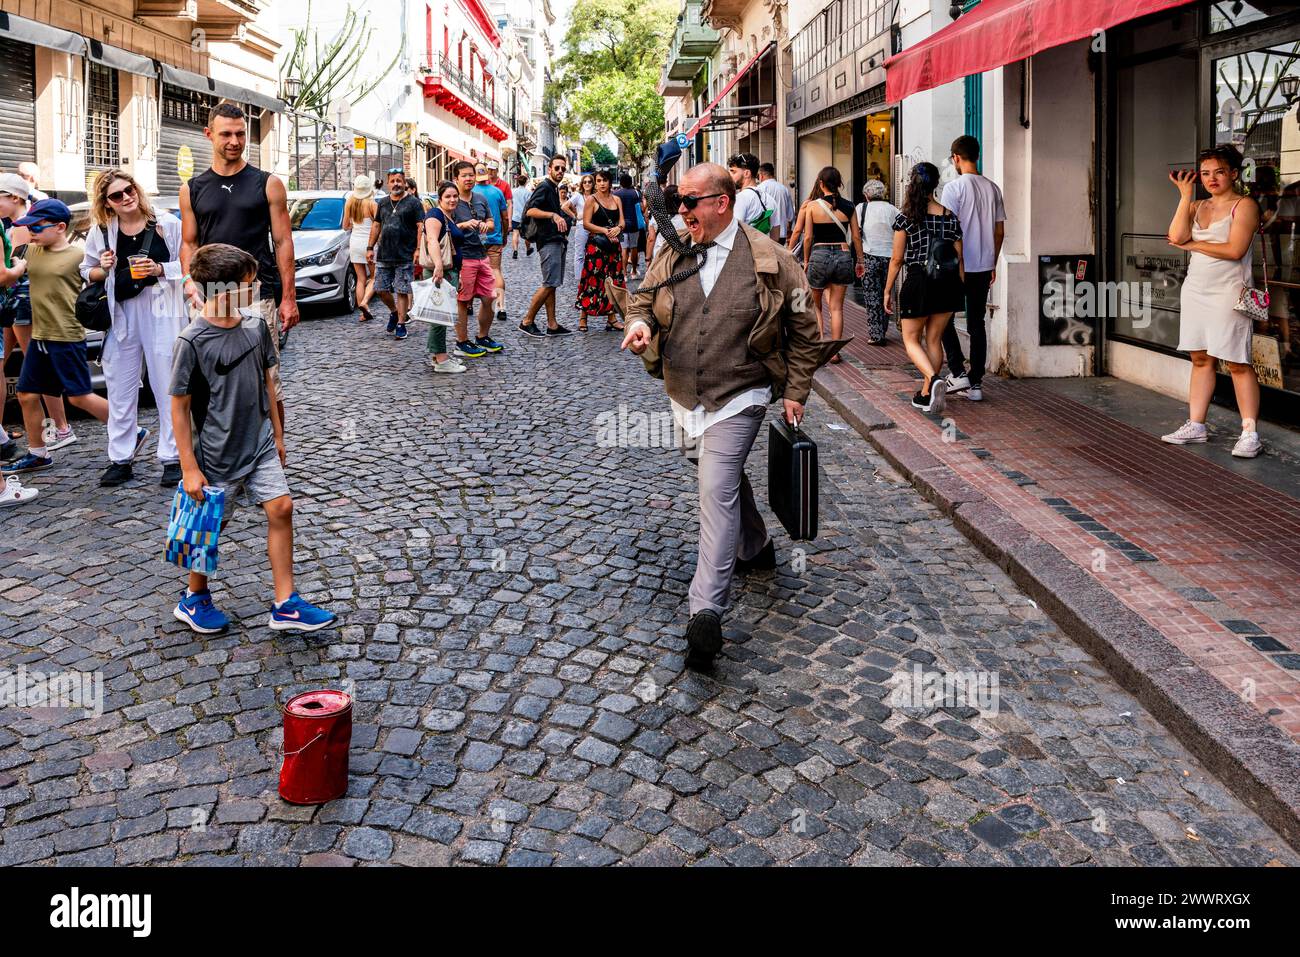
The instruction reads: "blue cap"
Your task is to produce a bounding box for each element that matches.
[15,198,72,226]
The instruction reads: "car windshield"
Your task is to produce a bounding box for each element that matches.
[289,197,344,231]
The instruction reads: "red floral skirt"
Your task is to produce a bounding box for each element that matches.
[574,242,625,316]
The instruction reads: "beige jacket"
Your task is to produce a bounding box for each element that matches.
[611,221,848,404]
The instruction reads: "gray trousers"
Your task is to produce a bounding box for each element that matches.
[683,404,771,617]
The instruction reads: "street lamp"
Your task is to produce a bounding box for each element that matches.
[281,75,302,189]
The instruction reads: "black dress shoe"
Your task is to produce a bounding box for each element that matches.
[160,463,183,487]
[735,539,777,573]
[684,609,723,671]
[99,462,133,487]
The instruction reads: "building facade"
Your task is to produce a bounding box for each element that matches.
[0,0,285,201]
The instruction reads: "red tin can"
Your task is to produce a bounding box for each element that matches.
[279,690,352,805]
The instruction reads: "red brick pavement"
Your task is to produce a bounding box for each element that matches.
[826,299,1300,740]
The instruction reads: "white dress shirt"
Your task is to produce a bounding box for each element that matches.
[758,178,795,235]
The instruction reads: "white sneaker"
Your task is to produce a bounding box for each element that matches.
[944,373,971,394]
[46,429,78,451]
[0,475,38,507]
[1161,420,1208,444]
[926,378,947,414]
[966,385,983,402]
[432,357,467,374]
[1231,430,1262,458]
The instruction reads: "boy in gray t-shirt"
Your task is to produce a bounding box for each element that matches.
[168,243,336,635]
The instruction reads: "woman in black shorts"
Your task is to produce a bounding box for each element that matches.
[794,166,864,362]
[884,161,963,413]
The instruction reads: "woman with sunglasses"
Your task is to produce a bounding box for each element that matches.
[421,182,469,374]
[80,170,186,488]
[567,174,596,286]
[574,169,626,332]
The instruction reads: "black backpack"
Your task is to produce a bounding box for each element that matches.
[924,214,960,281]
[76,222,160,332]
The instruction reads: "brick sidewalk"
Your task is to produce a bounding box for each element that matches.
[824,299,1300,741]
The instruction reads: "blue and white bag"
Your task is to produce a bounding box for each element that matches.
[164,484,225,574]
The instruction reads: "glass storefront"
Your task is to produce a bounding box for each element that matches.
[1108,2,1300,413]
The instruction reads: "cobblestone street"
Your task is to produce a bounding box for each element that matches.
[0,254,1295,867]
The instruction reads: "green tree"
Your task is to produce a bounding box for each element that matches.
[581,140,618,168]
[279,0,400,118]
[553,0,677,176]
[569,68,665,176]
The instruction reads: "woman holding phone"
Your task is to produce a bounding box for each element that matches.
[1164,144,1262,458]
[81,169,186,488]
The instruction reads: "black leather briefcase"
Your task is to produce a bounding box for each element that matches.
[767,417,818,541]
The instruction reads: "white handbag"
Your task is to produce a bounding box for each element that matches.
[409,277,458,326]
[1234,227,1271,322]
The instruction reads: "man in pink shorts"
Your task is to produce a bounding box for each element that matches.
[449,160,504,358]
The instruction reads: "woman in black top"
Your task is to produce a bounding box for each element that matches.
[884,161,964,414]
[575,169,626,331]
[793,166,864,363]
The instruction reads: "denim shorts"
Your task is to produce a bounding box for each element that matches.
[806,246,855,289]
[1,285,32,327]
[375,263,414,295]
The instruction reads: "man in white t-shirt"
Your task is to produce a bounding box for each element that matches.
[939,135,1005,402]
[728,152,768,230]
[757,162,796,242]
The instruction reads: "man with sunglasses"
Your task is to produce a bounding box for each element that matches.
[2,200,112,477]
[519,154,573,337]
[620,163,829,671]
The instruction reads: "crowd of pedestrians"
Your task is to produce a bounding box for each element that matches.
[0,115,1272,655]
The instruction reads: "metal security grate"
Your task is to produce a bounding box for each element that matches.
[85,62,119,170]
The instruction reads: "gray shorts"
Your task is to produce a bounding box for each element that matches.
[375,263,414,294]
[539,241,567,288]
[620,231,640,250]
[210,447,290,511]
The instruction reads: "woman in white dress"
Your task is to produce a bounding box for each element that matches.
[1164,144,1262,458]
[343,174,378,322]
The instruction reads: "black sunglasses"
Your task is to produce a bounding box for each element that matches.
[106,184,136,203]
[677,192,724,210]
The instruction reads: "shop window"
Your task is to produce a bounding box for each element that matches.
[85,62,119,171]
[1210,2,1300,33]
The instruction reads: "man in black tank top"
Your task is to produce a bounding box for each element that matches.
[180,102,298,414]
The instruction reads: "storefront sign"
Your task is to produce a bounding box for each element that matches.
[353,136,367,151]
[1217,333,1284,388]
[1121,234,1188,314]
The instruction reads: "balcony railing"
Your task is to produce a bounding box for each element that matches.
[791,0,891,88]
[426,54,513,131]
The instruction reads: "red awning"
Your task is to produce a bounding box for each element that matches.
[885,0,1197,103]
[687,41,775,140]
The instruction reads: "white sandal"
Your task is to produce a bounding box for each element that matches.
[0,475,39,507]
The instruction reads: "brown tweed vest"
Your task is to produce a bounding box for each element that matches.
[662,228,769,412]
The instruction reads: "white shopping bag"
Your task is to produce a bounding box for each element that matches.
[409,277,458,326]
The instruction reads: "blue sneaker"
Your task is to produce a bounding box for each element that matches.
[174,589,230,634]
[268,592,337,632]
[1,452,52,475]
[455,340,487,358]
[395,323,409,340]
[386,314,399,335]
[475,336,503,353]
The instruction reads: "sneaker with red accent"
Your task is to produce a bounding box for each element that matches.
[268,592,337,631]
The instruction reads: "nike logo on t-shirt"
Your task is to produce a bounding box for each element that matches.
[215,346,257,376]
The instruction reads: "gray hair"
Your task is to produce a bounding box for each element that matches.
[863,179,887,201]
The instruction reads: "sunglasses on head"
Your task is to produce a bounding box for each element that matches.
[106,184,136,203]
[386,167,404,175]
[677,192,724,211]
